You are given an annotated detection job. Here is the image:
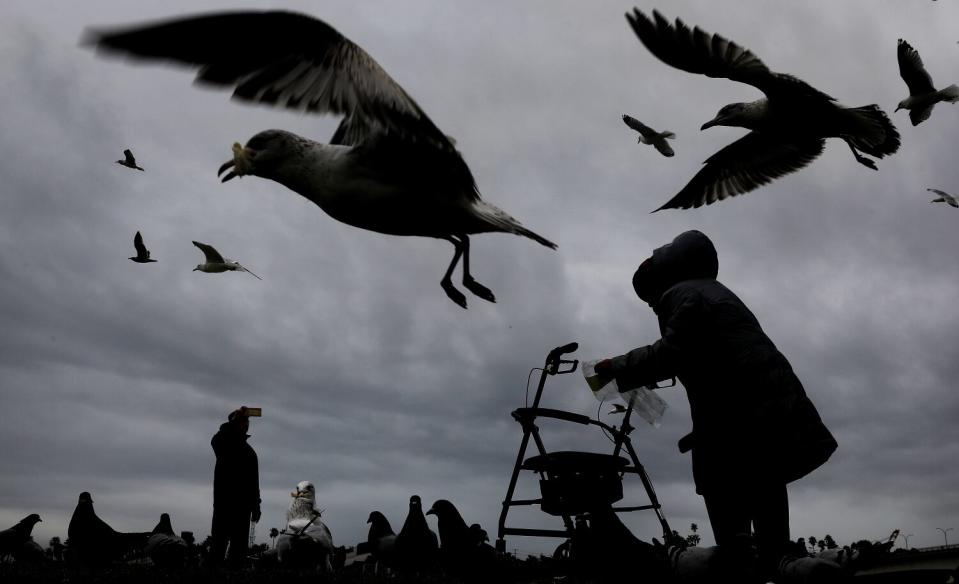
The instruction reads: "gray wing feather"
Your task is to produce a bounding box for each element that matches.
[85,11,453,150]
[192,241,224,263]
[655,133,824,210]
[625,9,833,103]
[898,39,935,96]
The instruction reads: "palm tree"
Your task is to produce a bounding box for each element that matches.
[269,527,279,548]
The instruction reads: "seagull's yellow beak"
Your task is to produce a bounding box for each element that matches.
[218,142,256,182]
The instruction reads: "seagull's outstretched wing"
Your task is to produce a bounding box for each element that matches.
[123,149,137,164]
[84,11,452,151]
[625,9,833,103]
[927,188,958,206]
[133,231,149,258]
[898,39,935,97]
[192,241,224,263]
[655,133,825,210]
[622,114,655,139]
[653,139,675,158]
[237,264,262,280]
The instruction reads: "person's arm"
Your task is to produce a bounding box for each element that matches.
[606,287,705,391]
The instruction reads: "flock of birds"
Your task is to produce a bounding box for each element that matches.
[0,488,505,579]
[83,7,957,307]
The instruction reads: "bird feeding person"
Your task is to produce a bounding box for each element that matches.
[210,406,262,568]
[593,231,837,580]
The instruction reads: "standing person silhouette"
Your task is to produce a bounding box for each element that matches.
[209,406,261,568]
[594,230,837,580]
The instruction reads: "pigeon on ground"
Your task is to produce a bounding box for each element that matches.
[145,513,188,568]
[116,149,144,171]
[896,39,959,126]
[192,241,261,279]
[574,506,670,583]
[67,492,151,567]
[626,9,900,210]
[0,514,42,559]
[365,511,397,572]
[275,481,334,572]
[427,500,497,580]
[394,495,438,574]
[927,188,958,208]
[84,11,557,309]
[129,231,157,263]
[622,115,676,157]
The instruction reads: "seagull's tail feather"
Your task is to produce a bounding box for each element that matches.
[659,131,676,139]
[937,84,959,103]
[844,105,901,158]
[473,200,557,249]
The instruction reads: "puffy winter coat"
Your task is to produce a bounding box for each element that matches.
[608,231,837,494]
[211,422,261,511]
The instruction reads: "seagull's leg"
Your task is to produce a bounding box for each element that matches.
[841,137,878,171]
[459,234,496,304]
[441,236,468,309]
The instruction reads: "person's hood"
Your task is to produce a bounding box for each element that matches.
[632,230,718,306]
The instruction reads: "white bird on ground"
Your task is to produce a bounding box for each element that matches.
[192,241,261,280]
[896,39,959,126]
[129,231,157,263]
[116,149,144,171]
[84,11,557,308]
[276,481,334,572]
[927,188,959,208]
[622,115,675,157]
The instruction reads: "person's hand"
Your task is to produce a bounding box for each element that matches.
[594,359,614,376]
[251,505,261,523]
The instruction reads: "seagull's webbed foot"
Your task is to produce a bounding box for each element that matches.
[442,235,468,309]
[843,138,879,171]
[463,276,496,304]
[442,279,468,309]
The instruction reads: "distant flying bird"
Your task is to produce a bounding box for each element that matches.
[896,39,959,126]
[67,492,151,567]
[626,9,900,210]
[927,188,959,208]
[84,11,556,309]
[394,495,438,574]
[129,231,157,263]
[622,115,675,157]
[192,241,261,279]
[145,513,187,568]
[276,481,334,572]
[0,514,42,559]
[116,149,144,171]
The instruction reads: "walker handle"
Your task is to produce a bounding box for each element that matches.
[547,342,578,363]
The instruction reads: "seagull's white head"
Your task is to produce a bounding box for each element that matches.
[701,101,766,131]
[291,480,316,501]
[895,98,910,112]
[218,129,301,182]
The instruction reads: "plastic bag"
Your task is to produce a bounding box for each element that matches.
[582,359,668,427]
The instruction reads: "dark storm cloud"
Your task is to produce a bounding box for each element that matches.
[1,0,957,555]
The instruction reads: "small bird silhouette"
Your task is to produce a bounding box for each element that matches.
[145,513,187,568]
[192,241,261,280]
[129,231,157,263]
[927,188,958,208]
[67,492,151,567]
[622,115,676,157]
[116,149,144,171]
[0,514,42,559]
[896,39,959,126]
[366,511,397,571]
[395,495,438,574]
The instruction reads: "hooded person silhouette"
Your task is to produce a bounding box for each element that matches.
[594,230,837,579]
[209,407,261,568]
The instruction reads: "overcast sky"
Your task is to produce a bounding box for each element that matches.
[1,0,958,557]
